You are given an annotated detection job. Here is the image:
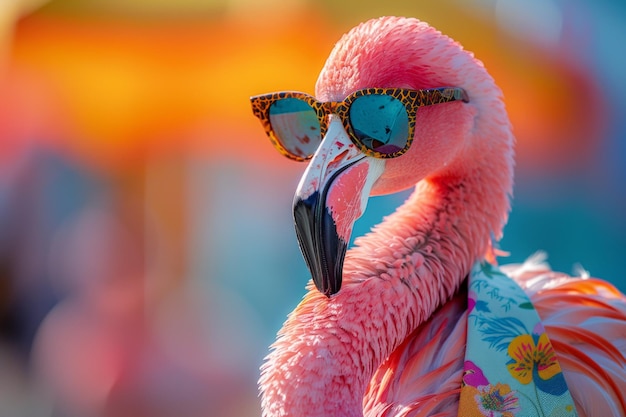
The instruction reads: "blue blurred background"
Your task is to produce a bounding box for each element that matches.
[0,0,624,416]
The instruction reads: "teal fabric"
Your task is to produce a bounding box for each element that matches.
[459,262,578,417]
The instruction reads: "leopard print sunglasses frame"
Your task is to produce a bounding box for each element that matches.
[250,87,469,162]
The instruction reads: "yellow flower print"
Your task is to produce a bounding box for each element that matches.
[507,333,563,386]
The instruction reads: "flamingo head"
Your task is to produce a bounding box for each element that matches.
[282,17,511,296]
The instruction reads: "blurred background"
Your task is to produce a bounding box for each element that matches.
[0,0,624,416]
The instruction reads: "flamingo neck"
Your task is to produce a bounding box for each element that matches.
[260,133,513,416]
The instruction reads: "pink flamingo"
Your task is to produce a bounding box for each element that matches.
[253,17,626,416]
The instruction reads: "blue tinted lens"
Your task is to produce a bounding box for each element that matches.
[269,98,320,159]
[349,94,409,155]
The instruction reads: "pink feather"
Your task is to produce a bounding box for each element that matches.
[259,16,626,417]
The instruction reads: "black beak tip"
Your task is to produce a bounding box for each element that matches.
[293,192,348,297]
[313,268,342,298]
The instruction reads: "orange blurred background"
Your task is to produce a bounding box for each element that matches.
[0,1,624,416]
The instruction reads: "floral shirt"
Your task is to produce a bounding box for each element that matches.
[458,262,578,417]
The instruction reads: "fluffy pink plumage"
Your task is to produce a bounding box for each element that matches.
[259,16,626,417]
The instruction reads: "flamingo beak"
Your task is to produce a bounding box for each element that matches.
[293,117,385,297]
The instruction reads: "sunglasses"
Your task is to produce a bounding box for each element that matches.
[250,87,469,161]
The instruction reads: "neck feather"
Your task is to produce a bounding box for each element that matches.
[260,128,513,417]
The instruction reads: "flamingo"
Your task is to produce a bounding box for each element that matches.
[252,16,626,417]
